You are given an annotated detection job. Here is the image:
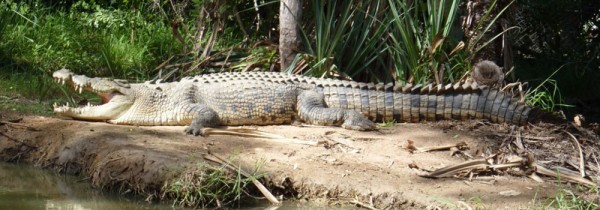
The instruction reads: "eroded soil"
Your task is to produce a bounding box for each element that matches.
[0,110,598,209]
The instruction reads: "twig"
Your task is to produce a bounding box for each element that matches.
[350,197,379,210]
[0,120,40,131]
[593,153,600,179]
[415,141,468,153]
[202,128,318,146]
[252,0,261,31]
[513,130,525,151]
[323,135,355,148]
[232,6,249,44]
[564,131,586,178]
[535,164,597,187]
[528,173,544,183]
[0,95,18,100]
[494,133,555,141]
[423,159,489,178]
[152,55,175,77]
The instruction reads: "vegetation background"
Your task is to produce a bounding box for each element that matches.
[0,0,599,121]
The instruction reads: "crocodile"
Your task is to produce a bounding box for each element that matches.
[52,69,537,135]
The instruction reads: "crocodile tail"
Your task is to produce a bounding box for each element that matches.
[322,81,536,125]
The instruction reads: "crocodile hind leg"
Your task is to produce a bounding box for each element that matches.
[297,90,377,131]
[184,104,220,136]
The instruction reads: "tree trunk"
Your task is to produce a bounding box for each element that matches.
[279,0,302,71]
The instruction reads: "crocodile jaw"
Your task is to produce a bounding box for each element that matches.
[53,68,134,122]
[53,95,133,121]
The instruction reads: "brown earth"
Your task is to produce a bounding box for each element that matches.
[0,110,598,209]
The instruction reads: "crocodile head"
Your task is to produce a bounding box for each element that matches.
[53,69,135,121]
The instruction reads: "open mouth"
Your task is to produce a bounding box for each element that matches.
[52,69,121,109]
[51,69,133,121]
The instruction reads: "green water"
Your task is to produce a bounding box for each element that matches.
[0,162,354,210]
[0,162,180,210]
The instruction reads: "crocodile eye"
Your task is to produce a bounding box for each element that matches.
[114,80,130,88]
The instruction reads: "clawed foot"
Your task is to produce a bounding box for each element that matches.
[184,125,207,136]
[342,111,378,131]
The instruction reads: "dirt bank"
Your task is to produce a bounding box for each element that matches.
[0,111,598,209]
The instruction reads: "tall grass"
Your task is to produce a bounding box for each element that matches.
[295,0,390,82]
[294,0,477,84]
[525,66,570,111]
[295,0,517,86]
[387,0,461,84]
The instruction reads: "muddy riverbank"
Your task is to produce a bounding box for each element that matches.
[0,111,597,209]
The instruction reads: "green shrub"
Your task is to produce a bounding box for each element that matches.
[0,0,181,99]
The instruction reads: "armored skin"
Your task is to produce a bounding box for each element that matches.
[53,69,534,135]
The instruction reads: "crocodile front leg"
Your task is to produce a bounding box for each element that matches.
[297,90,377,131]
[184,104,220,136]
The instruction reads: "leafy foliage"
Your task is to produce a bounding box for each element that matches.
[294,0,389,82]
[0,0,182,102]
[387,0,462,84]
[0,0,180,80]
[294,0,506,85]
[1,0,596,116]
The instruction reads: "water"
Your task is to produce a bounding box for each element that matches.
[0,162,178,210]
[0,162,354,210]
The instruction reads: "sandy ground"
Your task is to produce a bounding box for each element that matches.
[0,111,597,209]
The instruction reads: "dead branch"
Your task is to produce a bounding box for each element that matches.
[423,159,489,178]
[563,131,586,178]
[535,164,597,187]
[201,128,318,146]
[410,141,469,153]
[350,196,379,210]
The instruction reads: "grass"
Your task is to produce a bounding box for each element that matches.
[294,0,391,81]
[526,79,565,112]
[0,73,56,115]
[294,0,509,85]
[387,0,461,84]
[0,0,181,99]
[431,186,599,209]
[162,158,266,208]
[539,187,599,209]
[1,0,572,113]
[0,95,52,115]
[379,120,397,128]
[524,66,570,112]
